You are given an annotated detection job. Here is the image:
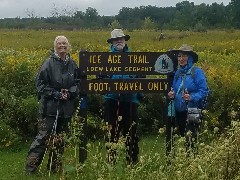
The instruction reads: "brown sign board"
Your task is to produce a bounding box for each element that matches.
[80,78,169,94]
[78,51,178,94]
[79,52,177,76]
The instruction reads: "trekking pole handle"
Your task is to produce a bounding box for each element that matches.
[168,87,175,99]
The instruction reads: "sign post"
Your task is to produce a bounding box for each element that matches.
[78,51,178,162]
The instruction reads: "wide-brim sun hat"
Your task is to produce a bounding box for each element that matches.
[171,44,198,63]
[107,29,130,43]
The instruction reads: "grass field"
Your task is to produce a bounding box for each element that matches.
[0,135,165,180]
[0,29,240,179]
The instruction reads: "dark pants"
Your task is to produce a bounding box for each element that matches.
[25,115,71,173]
[104,99,139,164]
[166,111,199,156]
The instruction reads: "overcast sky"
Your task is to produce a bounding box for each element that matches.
[0,0,231,19]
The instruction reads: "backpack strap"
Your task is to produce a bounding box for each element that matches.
[176,66,195,95]
[175,65,196,81]
[187,66,197,79]
[183,66,195,91]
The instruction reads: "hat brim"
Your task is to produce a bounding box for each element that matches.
[107,35,130,43]
[171,50,198,63]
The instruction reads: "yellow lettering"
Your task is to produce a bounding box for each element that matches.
[108,55,121,63]
[114,82,143,91]
[128,55,149,64]
[89,55,101,64]
[124,66,152,72]
[148,82,168,91]
[89,82,109,92]
[87,66,104,72]
[114,82,119,90]
[106,67,121,71]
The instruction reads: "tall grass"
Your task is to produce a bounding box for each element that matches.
[1,122,240,179]
[0,29,240,179]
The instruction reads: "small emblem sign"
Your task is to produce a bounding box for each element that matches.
[154,54,174,74]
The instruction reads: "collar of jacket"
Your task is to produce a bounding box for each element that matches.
[50,51,70,62]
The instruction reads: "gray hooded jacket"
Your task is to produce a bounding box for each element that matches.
[36,52,79,118]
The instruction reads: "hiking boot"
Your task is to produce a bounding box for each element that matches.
[25,170,36,176]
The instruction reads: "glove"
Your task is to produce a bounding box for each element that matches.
[52,91,61,100]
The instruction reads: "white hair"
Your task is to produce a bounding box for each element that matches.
[53,35,70,52]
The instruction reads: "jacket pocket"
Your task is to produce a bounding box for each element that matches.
[46,99,59,116]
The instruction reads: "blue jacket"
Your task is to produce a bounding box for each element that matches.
[172,56,208,112]
[103,45,142,103]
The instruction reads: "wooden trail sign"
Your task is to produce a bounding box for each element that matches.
[78,51,178,163]
[79,51,178,94]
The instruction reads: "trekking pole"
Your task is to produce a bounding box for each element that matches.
[48,107,59,177]
[166,87,175,159]
[38,101,60,175]
[170,100,174,154]
[79,95,87,163]
[184,88,194,156]
[128,100,133,164]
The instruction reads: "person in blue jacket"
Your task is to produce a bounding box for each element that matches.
[103,29,142,165]
[167,44,208,155]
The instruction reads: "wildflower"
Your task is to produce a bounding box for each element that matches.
[158,128,165,134]
[214,127,219,133]
[203,129,208,134]
[224,139,229,144]
[139,155,146,164]
[111,143,117,150]
[230,111,237,119]
[202,109,208,114]
[176,170,182,177]
[105,142,111,148]
[228,167,232,172]
[5,141,12,147]
[186,131,192,137]
[178,137,185,143]
[92,162,98,168]
[86,143,91,148]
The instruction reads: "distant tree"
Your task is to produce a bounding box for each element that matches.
[101,16,115,28]
[0,3,237,30]
[108,19,122,29]
[193,3,209,28]
[85,7,99,19]
[142,17,157,30]
[25,8,37,18]
[84,7,101,28]
[229,0,240,28]
[207,3,228,28]
[50,3,61,17]
[172,1,196,30]
[117,7,142,29]
[193,22,207,32]
[73,11,85,19]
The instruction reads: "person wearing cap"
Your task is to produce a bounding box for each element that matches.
[103,29,142,165]
[25,36,79,175]
[167,44,208,156]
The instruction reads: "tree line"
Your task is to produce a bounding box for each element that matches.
[0,0,240,31]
